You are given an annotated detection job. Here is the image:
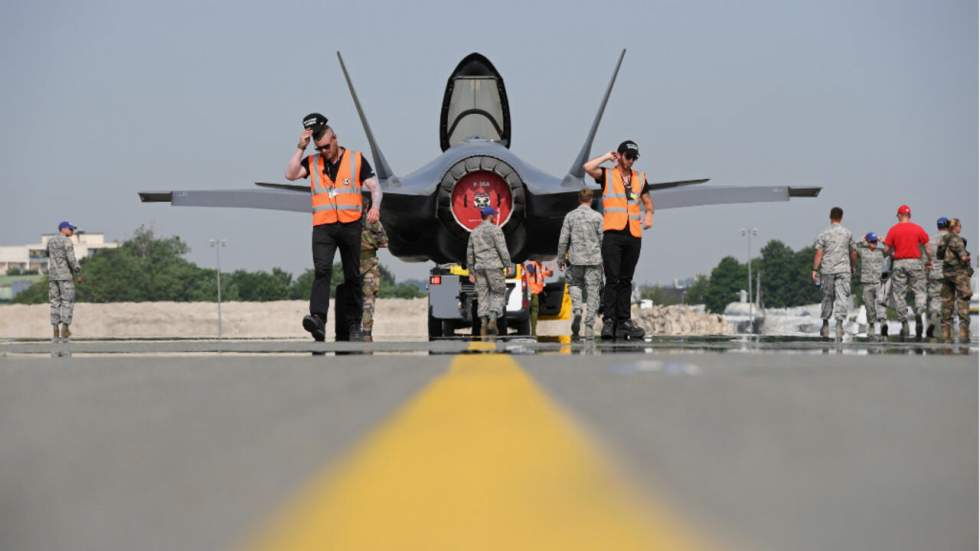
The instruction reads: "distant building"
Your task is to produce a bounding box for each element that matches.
[0,232,119,275]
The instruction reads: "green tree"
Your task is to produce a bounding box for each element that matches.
[704,256,747,313]
[227,268,292,301]
[685,274,709,305]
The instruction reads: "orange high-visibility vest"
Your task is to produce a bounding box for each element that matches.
[309,149,363,226]
[602,167,645,238]
[526,260,546,295]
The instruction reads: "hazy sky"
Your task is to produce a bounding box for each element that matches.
[2,0,976,284]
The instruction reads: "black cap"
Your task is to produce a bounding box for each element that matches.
[302,113,328,130]
[617,140,639,158]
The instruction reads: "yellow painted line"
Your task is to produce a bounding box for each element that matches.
[467,340,497,352]
[245,354,709,551]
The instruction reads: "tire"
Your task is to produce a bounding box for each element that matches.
[428,308,444,341]
[513,316,531,336]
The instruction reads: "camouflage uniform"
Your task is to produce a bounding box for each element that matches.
[891,258,927,322]
[939,233,973,339]
[46,235,81,327]
[926,230,948,329]
[466,220,510,319]
[855,241,885,326]
[360,220,388,334]
[557,203,604,333]
[814,224,855,321]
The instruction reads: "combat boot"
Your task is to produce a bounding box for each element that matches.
[362,329,373,343]
[925,323,935,339]
[302,314,326,342]
[52,325,61,343]
[959,325,971,344]
[880,323,889,337]
[899,321,909,338]
[941,325,952,343]
[600,319,616,340]
[61,324,71,342]
[914,314,924,340]
[479,317,489,339]
[819,320,830,338]
[582,324,594,339]
[835,322,844,340]
[348,323,364,342]
[570,312,582,339]
[616,319,645,340]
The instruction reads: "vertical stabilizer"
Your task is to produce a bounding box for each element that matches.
[561,49,626,187]
[337,52,397,185]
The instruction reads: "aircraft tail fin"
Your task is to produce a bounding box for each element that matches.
[337,51,397,185]
[562,49,626,187]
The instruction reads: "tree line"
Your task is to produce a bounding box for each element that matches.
[641,240,826,313]
[13,227,424,304]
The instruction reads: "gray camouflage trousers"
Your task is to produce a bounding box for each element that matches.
[862,282,881,325]
[927,277,943,328]
[49,280,76,326]
[567,265,602,328]
[877,277,894,319]
[891,258,926,322]
[473,268,506,319]
[820,273,851,321]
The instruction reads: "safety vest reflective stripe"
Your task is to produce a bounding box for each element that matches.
[309,149,364,226]
[602,167,644,238]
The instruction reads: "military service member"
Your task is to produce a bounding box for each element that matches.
[938,218,973,343]
[925,217,950,338]
[556,188,604,339]
[360,218,388,342]
[466,206,511,338]
[876,256,894,337]
[882,204,931,339]
[855,232,886,337]
[47,221,82,342]
[812,207,857,339]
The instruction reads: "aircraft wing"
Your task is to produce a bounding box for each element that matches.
[652,185,821,209]
[138,189,310,212]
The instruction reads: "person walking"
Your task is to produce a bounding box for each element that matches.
[938,218,973,343]
[882,204,931,339]
[556,188,604,339]
[47,221,82,342]
[855,232,886,338]
[925,217,950,338]
[812,207,857,339]
[467,207,511,339]
[360,218,388,342]
[286,113,382,342]
[523,260,552,337]
[583,141,653,340]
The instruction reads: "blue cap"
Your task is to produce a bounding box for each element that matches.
[937,216,949,229]
[865,232,878,243]
[58,221,76,231]
[480,206,498,217]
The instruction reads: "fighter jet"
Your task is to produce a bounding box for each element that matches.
[140,50,820,266]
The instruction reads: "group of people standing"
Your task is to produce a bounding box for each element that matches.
[814,205,973,342]
[467,140,656,340]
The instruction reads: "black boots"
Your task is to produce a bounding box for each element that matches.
[303,314,326,342]
[601,319,616,340]
[616,319,645,340]
[570,313,582,339]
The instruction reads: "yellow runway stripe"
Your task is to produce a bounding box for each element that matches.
[246,354,708,551]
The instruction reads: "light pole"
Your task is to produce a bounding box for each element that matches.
[209,239,227,338]
[740,228,758,321]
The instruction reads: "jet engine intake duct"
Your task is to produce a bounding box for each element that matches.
[436,155,527,260]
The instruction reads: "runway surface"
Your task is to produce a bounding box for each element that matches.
[1,337,976,550]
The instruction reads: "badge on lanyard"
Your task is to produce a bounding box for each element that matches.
[628,192,637,201]
[328,189,337,199]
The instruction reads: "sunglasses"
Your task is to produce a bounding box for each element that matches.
[623,152,638,161]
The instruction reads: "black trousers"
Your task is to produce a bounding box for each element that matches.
[601,231,642,322]
[310,221,362,324]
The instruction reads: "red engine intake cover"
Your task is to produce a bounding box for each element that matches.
[449,170,513,230]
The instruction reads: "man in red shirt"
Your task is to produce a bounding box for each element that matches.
[883,204,932,339]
